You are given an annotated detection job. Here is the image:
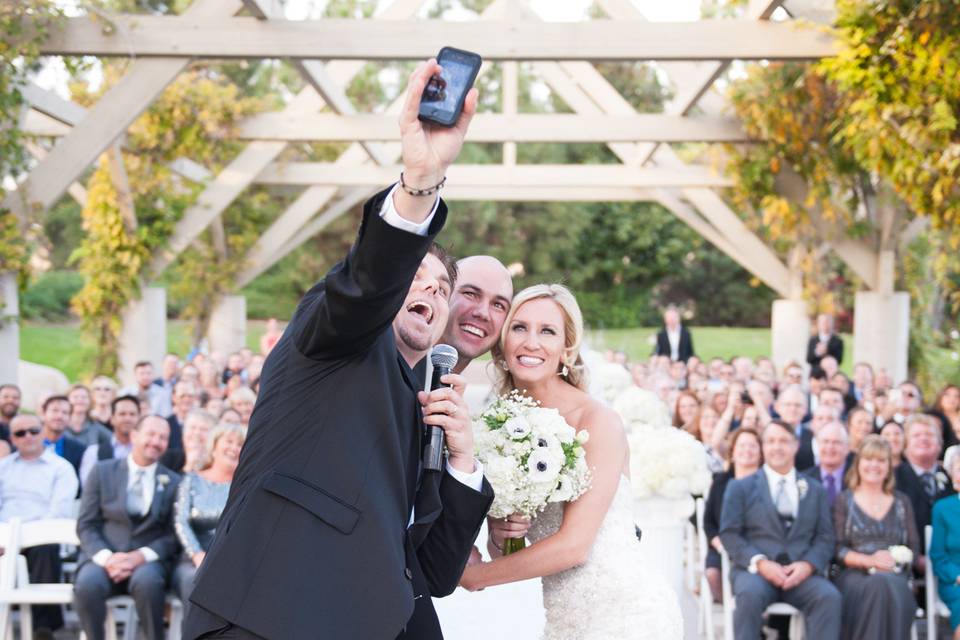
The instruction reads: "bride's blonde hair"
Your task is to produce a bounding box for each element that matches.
[491,284,589,395]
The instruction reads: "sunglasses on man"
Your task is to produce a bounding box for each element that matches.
[12,427,42,438]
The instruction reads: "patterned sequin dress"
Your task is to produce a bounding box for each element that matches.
[527,475,683,640]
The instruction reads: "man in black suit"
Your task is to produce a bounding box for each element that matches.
[895,414,957,554]
[720,420,841,640]
[74,415,181,640]
[654,305,695,363]
[806,313,844,368]
[40,395,87,479]
[802,421,850,509]
[184,59,493,640]
[776,385,816,471]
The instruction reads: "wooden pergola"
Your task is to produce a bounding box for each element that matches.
[2,0,912,386]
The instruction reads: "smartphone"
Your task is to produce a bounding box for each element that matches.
[418,47,482,127]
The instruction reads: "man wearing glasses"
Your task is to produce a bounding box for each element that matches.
[0,414,79,639]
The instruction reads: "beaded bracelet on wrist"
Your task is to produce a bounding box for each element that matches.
[400,172,446,196]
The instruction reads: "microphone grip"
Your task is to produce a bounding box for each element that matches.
[422,365,452,472]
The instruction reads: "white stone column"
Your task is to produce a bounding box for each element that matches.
[208,294,247,356]
[0,272,20,386]
[853,291,910,384]
[771,299,810,373]
[118,287,167,386]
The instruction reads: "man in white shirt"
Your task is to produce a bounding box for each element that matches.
[0,414,79,637]
[720,420,840,640]
[74,415,181,640]
[654,306,695,363]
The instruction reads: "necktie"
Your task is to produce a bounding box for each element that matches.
[920,472,937,499]
[127,469,145,517]
[824,474,838,506]
[775,478,794,527]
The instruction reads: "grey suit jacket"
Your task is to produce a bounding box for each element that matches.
[719,469,834,574]
[77,458,182,571]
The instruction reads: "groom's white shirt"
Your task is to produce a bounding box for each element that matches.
[378,184,485,523]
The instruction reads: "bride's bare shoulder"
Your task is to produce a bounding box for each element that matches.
[576,395,626,440]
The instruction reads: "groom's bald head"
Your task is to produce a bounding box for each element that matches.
[441,256,514,372]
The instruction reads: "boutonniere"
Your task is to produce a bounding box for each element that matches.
[157,474,171,491]
[797,478,809,499]
[937,472,948,488]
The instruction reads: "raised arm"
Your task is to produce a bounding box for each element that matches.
[460,405,628,590]
[290,60,477,359]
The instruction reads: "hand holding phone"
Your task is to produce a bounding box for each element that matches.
[418,47,482,127]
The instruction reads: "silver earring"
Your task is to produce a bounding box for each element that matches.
[500,360,510,371]
[560,365,569,377]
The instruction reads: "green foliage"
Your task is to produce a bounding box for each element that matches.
[20,270,83,320]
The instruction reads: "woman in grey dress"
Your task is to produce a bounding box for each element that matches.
[173,422,245,601]
[833,435,920,640]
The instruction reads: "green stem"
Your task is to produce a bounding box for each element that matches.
[502,537,526,556]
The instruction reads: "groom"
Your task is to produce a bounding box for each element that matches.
[183,59,494,640]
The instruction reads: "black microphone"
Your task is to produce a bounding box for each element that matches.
[423,344,458,472]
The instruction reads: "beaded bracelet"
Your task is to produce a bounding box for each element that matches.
[400,172,447,196]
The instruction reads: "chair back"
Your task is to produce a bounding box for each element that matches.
[0,519,21,590]
[925,525,936,634]
[720,549,734,640]
[17,519,79,550]
[696,498,708,566]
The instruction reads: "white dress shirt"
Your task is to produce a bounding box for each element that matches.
[79,436,134,489]
[0,450,78,522]
[762,464,799,520]
[666,326,681,361]
[92,456,164,567]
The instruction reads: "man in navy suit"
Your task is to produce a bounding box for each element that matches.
[775,386,816,471]
[40,395,87,479]
[721,420,841,640]
[802,421,850,508]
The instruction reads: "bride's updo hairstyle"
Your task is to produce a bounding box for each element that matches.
[492,283,589,395]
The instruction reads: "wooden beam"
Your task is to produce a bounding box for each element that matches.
[3,0,245,221]
[24,142,86,206]
[236,113,747,143]
[39,16,836,61]
[253,163,733,188]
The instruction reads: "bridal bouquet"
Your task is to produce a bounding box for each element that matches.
[473,390,592,554]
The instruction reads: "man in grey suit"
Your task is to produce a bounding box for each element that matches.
[74,415,181,640]
[720,419,841,640]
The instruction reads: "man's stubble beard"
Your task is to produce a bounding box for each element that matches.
[396,321,435,354]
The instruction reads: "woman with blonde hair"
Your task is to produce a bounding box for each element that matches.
[173,422,245,603]
[461,284,682,639]
[89,376,117,425]
[833,435,920,640]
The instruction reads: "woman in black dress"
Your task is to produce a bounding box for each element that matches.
[833,435,920,640]
[702,427,762,602]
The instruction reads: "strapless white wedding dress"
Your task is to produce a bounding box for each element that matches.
[527,475,683,640]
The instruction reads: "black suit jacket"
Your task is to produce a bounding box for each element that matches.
[806,334,844,367]
[654,325,695,362]
[794,424,816,472]
[185,189,493,640]
[53,433,87,479]
[77,458,182,571]
[894,462,957,553]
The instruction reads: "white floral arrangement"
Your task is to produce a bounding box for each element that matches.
[612,388,711,499]
[473,390,592,521]
[590,360,634,405]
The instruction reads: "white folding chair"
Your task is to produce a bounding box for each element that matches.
[101,593,184,640]
[1,518,80,639]
[685,519,698,594]
[695,498,716,640]
[926,525,952,640]
[0,518,22,639]
[720,549,805,640]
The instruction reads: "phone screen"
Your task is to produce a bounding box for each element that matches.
[419,48,481,126]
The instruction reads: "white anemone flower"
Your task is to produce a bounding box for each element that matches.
[503,416,532,440]
[528,448,561,483]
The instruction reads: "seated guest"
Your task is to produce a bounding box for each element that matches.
[930,454,960,639]
[172,423,245,602]
[808,404,841,467]
[720,420,841,640]
[775,386,816,470]
[226,387,256,428]
[672,390,700,429]
[830,372,857,413]
[79,395,140,487]
[0,383,21,447]
[881,420,906,467]
[804,421,850,509]
[67,384,113,447]
[847,407,875,452]
[0,414,79,638]
[89,376,118,426]
[119,361,169,417]
[851,362,874,403]
[161,409,216,474]
[703,428,762,603]
[895,414,957,554]
[686,406,723,473]
[931,384,960,455]
[808,368,828,415]
[818,387,847,422]
[166,380,197,454]
[74,415,182,640]
[833,435,919,640]
[41,395,87,478]
[218,408,242,427]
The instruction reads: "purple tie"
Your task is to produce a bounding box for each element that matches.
[824,474,838,506]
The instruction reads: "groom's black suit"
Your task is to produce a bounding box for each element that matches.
[183,188,493,640]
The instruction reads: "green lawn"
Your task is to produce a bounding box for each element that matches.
[588,326,775,364]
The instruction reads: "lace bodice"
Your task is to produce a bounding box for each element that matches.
[527,475,683,640]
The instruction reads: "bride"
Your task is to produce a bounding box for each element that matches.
[458,284,683,639]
